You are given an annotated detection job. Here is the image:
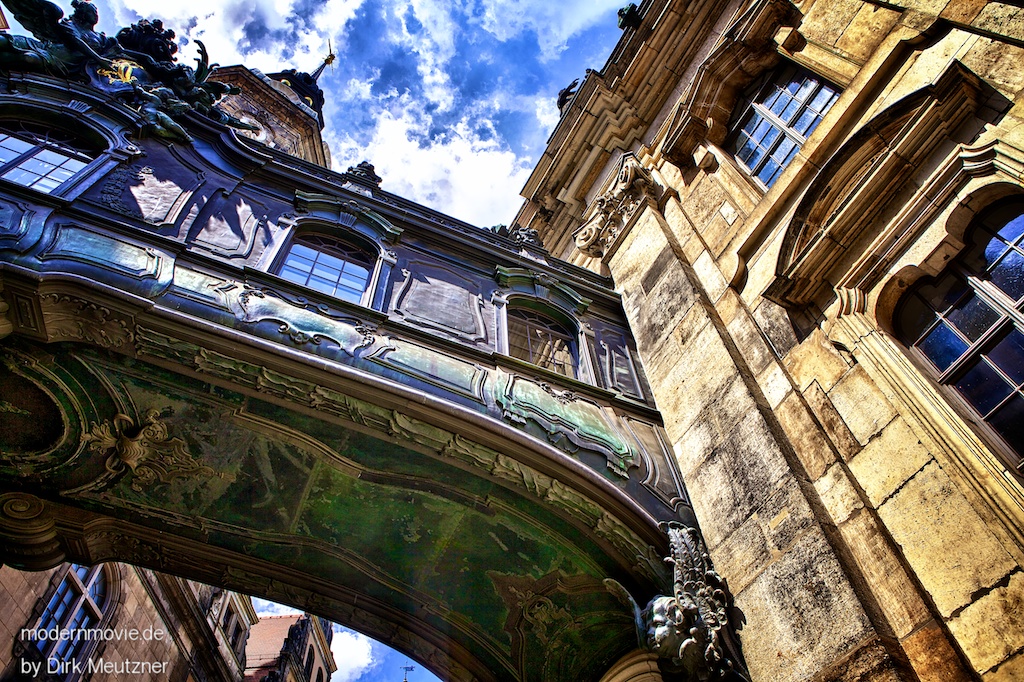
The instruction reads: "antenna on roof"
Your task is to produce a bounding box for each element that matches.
[401,664,415,682]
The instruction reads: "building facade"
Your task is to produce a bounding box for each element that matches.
[0,3,702,682]
[243,613,335,682]
[0,562,257,682]
[514,0,1024,680]
[1,0,1023,681]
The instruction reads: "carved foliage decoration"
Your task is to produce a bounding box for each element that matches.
[495,372,635,477]
[39,293,135,349]
[765,62,985,308]
[606,522,749,681]
[82,409,231,493]
[575,152,661,258]
[663,0,801,167]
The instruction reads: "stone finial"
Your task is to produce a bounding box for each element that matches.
[347,160,383,186]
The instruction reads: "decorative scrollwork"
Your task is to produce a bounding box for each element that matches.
[574,152,660,258]
[83,409,232,492]
[606,521,749,681]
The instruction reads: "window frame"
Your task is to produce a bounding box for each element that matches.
[505,305,580,379]
[727,63,840,190]
[0,124,100,197]
[270,230,386,309]
[22,563,114,681]
[894,198,1024,478]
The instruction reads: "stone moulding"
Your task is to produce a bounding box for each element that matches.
[765,61,985,309]
[661,0,802,168]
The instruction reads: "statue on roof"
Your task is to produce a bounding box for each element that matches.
[0,0,118,77]
[557,78,579,114]
[0,0,257,142]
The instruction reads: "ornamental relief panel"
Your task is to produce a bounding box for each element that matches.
[391,260,489,344]
[574,153,662,259]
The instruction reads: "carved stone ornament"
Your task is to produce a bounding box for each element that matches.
[574,152,660,258]
[606,522,749,681]
[40,293,135,349]
[82,409,232,492]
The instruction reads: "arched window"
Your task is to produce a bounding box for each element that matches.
[728,63,839,189]
[276,234,374,305]
[304,645,315,678]
[506,307,578,378]
[29,564,109,679]
[0,122,98,194]
[895,199,1024,477]
[316,668,325,682]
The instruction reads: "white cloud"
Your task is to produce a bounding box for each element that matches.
[328,108,533,227]
[252,598,304,617]
[330,626,379,682]
[472,0,625,59]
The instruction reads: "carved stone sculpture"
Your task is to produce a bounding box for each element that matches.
[0,0,257,141]
[606,521,749,681]
[575,152,661,258]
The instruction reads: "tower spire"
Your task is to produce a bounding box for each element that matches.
[311,42,335,82]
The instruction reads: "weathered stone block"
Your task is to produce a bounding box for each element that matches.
[947,570,1024,674]
[725,302,775,376]
[838,509,932,638]
[735,530,874,682]
[650,322,742,438]
[707,513,772,596]
[804,382,862,460]
[775,391,838,481]
[756,362,791,409]
[693,250,728,302]
[848,417,933,507]
[878,462,1016,617]
[900,621,973,682]
[683,407,793,548]
[816,463,864,525]
[984,650,1024,682]
[835,4,901,60]
[783,328,852,393]
[752,300,799,358]
[828,365,897,445]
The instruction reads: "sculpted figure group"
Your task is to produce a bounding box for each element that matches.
[0,0,256,142]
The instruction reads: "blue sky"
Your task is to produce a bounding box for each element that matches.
[10,0,627,227]
[252,598,440,682]
[3,1,629,678]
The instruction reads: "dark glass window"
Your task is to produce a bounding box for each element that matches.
[30,564,108,679]
[895,201,1024,477]
[507,308,577,378]
[729,64,840,188]
[0,125,94,194]
[277,235,373,305]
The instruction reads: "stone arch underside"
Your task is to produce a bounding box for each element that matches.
[0,334,674,682]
